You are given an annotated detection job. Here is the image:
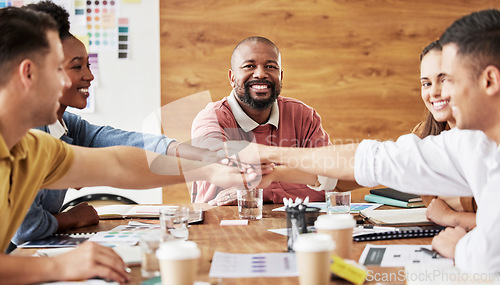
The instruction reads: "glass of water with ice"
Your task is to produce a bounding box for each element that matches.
[325,190,351,214]
[236,188,263,220]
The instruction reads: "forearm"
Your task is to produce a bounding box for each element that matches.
[264,144,358,181]
[0,255,59,284]
[107,147,214,188]
[54,213,72,232]
[336,180,362,191]
[47,146,216,190]
[272,165,317,185]
[448,212,477,232]
[166,142,215,162]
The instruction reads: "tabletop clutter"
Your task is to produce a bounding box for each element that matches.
[284,196,367,285]
[27,196,392,285]
[138,196,367,285]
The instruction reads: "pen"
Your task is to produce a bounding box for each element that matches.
[357,225,398,231]
[420,247,440,258]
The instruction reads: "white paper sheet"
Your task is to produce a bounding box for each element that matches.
[359,244,454,267]
[209,251,298,278]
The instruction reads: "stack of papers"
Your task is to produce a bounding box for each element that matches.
[359,244,453,267]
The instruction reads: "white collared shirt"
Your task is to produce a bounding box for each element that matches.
[226,90,279,132]
[47,119,68,139]
[355,128,500,273]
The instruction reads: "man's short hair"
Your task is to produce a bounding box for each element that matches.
[440,9,500,78]
[0,7,58,87]
[231,36,281,69]
[24,0,73,40]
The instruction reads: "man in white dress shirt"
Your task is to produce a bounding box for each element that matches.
[224,9,500,273]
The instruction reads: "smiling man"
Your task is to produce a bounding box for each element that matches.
[217,10,500,273]
[191,36,339,205]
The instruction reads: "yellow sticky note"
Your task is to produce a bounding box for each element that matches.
[330,255,367,285]
[123,0,141,3]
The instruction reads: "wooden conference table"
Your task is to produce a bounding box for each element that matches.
[14,188,433,284]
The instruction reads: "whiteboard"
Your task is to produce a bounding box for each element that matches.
[64,0,163,205]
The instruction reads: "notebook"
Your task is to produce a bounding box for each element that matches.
[95,205,204,223]
[359,208,434,226]
[353,225,444,242]
[369,188,422,203]
[18,232,95,248]
[364,194,424,208]
[96,205,175,219]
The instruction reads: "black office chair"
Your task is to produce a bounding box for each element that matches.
[60,193,137,212]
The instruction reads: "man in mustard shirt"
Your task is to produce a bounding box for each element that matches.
[0,7,260,283]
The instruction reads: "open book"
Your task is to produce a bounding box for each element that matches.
[359,208,434,226]
[95,205,204,223]
[95,205,175,219]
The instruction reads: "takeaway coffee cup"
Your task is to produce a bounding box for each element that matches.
[293,233,335,285]
[156,240,201,285]
[314,214,355,259]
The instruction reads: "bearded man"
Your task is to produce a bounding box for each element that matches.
[191,36,340,205]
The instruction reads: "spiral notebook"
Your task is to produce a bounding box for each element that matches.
[18,232,96,248]
[353,226,444,242]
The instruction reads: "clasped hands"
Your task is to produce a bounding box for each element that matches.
[207,141,273,206]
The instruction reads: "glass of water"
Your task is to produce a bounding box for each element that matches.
[160,206,189,240]
[139,232,161,278]
[325,190,351,214]
[236,188,263,220]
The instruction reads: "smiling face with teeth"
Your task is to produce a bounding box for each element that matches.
[229,40,282,112]
[420,49,456,127]
[59,36,94,114]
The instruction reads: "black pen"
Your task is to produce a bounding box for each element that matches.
[420,247,440,258]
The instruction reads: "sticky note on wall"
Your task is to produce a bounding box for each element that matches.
[118,17,129,59]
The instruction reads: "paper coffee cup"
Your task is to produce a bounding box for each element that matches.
[156,241,201,285]
[293,233,335,285]
[314,214,355,259]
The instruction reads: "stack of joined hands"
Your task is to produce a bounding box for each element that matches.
[208,155,274,206]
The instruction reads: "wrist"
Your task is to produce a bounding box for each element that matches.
[45,256,63,281]
[264,145,279,163]
[271,166,282,182]
[54,212,75,231]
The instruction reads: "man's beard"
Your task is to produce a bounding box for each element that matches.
[235,80,281,110]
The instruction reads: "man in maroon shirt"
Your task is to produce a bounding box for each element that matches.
[191,36,338,205]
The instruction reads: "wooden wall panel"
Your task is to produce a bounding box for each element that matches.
[159,0,499,203]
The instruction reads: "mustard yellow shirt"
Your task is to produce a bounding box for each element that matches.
[0,129,74,251]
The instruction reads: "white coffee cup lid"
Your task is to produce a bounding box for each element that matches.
[156,240,201,260]
[314,214,355,230]
[293,233,336,252]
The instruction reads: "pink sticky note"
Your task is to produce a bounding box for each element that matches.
[220,220,248,226]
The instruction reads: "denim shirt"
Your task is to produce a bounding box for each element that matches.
[11,112,175,245]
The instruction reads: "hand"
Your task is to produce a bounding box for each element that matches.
[214,141,271,165]
[54,202,99,231]
[426,198,455,227]
[208,188,238,206]
[432,226,467,259]
[52,241,130,283]
[203,162,262,190]
[220,158,275,176]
